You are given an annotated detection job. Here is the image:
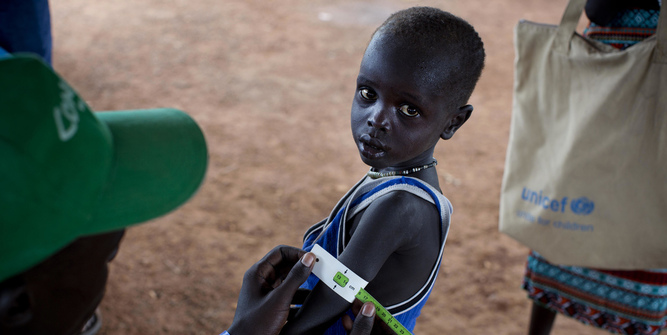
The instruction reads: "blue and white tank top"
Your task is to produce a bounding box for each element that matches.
[301,176,453,334]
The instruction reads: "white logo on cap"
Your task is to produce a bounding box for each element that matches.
[53,80,86,142]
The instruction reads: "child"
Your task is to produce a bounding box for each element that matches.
[280,7,485,334]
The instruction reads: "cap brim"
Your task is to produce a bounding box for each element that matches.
[87,108,207,234]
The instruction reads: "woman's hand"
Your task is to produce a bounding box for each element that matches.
[228,245,315,335]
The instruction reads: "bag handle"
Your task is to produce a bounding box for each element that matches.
[553,0,586,54]
[657,1,667,62]
[553,0,667,61]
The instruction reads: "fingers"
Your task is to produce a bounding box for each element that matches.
[349,302,376,335]
[229,246,311,335]
[266,252,315,308]
[253,245,306,288]
[349,298,365,315]
[274,252,316,296]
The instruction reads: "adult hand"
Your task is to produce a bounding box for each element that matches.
[228,245,315,335]
[226,244,385,335]
[343,299,395,335]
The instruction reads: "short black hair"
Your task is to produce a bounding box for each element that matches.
[373,7,485,107]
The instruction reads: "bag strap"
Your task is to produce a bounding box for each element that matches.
[553,0,667,61]
[553,0,586,54]
[657,2,667,62]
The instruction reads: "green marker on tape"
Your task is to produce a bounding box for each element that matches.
[310,244,413,335]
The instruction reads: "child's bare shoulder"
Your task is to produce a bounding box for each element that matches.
[353,187,440,243]
[370,189,437,214]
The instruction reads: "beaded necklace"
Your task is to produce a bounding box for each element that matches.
[366,159,437,179]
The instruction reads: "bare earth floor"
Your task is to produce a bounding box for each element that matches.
[51,0,607,334]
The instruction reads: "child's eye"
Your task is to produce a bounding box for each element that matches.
[359,88,377,101]
[398,104,419,117]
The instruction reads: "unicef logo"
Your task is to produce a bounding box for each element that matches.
[521,187,596,216]
[570,197,595,215]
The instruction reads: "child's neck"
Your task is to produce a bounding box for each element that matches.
[409,167,441,192]
[367,159,442,192]
[367,159,438,179]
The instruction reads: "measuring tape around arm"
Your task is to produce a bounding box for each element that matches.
[309,244,413,335]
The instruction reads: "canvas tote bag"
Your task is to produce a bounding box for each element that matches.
[499,0,667,269]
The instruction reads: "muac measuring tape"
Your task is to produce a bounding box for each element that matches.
[310,244,413,335]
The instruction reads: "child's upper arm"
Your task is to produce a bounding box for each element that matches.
[280,191,436,334]
[338,190,432,280]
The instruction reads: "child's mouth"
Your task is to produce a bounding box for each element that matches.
[359,134,388,159]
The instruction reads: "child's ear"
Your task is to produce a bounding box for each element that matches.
[441,104,473,140]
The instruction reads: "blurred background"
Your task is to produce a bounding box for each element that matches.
[51,0,605,333]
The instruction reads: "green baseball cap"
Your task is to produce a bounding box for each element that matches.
[0,55,208,282]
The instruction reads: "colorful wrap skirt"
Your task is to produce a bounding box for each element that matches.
[523,252,667,334]
[583,7,660,49]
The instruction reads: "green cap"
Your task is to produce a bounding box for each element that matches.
[0,55,208,282]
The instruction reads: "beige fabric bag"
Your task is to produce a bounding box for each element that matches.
[499,0,667,269]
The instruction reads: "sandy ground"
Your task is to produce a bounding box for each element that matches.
[51,0,609,334]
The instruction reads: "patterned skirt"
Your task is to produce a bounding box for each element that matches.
[583,8,660,50]
[523,252,667,335]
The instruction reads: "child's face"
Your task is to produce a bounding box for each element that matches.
[351,32,460,170]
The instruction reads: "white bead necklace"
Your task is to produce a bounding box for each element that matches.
[366,159,438,179]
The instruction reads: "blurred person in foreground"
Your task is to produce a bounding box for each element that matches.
[0,54,382,335]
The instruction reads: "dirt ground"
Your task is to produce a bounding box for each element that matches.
[51,0,608,334]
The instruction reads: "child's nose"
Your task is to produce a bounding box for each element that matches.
[367,105,391,132]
